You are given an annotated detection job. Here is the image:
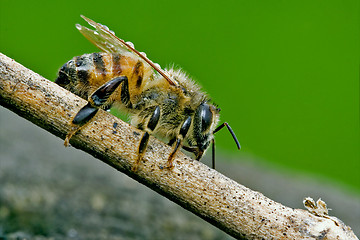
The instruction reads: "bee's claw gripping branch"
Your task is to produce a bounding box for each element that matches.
[0,53,357,240]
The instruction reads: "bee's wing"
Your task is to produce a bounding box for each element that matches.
[77,15,177,86]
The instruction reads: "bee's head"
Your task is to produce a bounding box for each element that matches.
[187,102,220,159]
[182,101,240,168]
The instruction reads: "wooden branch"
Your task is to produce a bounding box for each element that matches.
[0,52,358,240]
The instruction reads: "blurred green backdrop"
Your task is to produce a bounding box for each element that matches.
[1,0,359,192]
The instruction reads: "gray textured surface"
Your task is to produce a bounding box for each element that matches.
[0,106,359,239]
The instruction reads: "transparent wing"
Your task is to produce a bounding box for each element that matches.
[77,15,177,86]
[76,15,133,55]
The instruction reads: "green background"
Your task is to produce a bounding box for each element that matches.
[1,0,359,192]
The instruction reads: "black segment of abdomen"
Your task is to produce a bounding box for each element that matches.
[92,53,106,76]
[75,56,90,84]
[112,54,122,75]
[134,61,143,88]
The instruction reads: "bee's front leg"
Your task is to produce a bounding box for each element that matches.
[64,76,128,146]
[133,106,160,171]
[166,116,192,169]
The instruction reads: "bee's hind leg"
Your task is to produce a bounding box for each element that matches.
[64,76,128,146]
[133,106,160,171]
[64,103,99,146]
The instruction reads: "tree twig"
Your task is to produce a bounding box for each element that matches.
[0,52,357,240]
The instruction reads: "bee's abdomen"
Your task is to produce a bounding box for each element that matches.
[55,53,124,99]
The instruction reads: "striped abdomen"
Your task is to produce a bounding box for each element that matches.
[55,52,151,101]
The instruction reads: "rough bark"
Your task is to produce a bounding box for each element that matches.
[0,52,358,240]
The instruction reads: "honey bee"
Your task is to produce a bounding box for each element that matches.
[56,15,240,170]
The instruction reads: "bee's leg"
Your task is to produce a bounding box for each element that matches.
[132,106,161,171]
[118,74,132,109]
[89,76,128,107]
[64,76,128,146]
[166,116,192,169]
[64,103,99,146]
[168,138,176,146]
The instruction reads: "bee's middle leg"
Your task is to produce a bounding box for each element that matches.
[132,106,161,171]
[64,76,128,146]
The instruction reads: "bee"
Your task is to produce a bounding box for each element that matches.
[55,15,240,170]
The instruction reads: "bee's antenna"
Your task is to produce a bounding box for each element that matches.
[213,122,241,150]
[212,139,216,169]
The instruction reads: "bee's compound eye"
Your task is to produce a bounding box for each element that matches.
[197,103,213,132]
